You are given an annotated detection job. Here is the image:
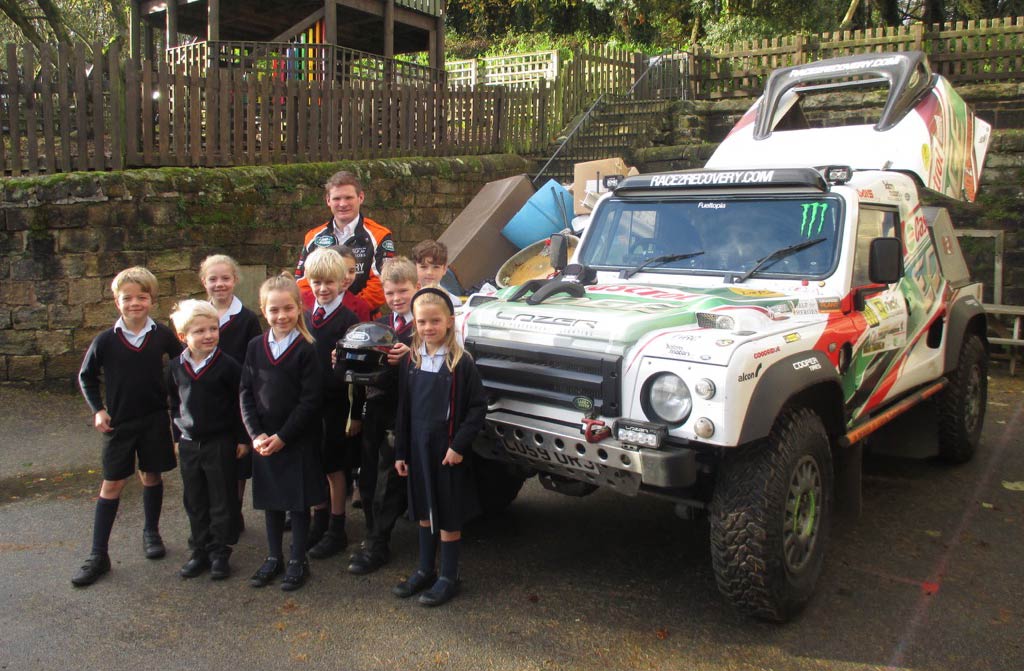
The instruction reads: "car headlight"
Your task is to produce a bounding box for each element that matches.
[643,373,692,425]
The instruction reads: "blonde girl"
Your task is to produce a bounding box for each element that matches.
[392,287,486,607]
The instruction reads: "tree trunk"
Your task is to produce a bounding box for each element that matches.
[840,0,862,28]
[0,0,47,50]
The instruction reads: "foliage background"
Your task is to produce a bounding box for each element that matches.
[1,0,1024,59]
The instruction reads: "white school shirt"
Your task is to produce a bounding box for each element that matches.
[219,296,243,327]
[418,343,448,373]
[114,317,156,348]
[314,294,344,318]
[181,348,217,374]
[268,329,300,360]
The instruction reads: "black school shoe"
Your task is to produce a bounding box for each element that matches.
[143,530,166,559]
[210,556,231,580]
[280,559,310,592]
[249,557,283,588]
[392,569,436,598]
[179,553,210,578]
[348,546,389,575]
[308,529,348,560]
[418,576,460,607]
[71,553,111,587]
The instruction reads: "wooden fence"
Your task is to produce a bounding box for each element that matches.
[0,43,549,175]
[5,19,1024,176]
[690,16,1024,98]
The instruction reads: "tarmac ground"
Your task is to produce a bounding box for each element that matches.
[1,367,1022,671]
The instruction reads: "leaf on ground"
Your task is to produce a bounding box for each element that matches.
[273,621,286,632]
[924,530,941,538]
[280,598,299,614]
[655,628,669,640]
[1002,481,1024,492]
[291,653,309,663]
[981,502,995,509]
[527,594,539,603]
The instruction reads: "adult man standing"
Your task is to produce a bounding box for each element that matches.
[296,171,396,314]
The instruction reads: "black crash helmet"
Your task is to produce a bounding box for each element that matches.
[336,321,398,386]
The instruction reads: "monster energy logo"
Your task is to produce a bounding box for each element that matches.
[800,202,829,237]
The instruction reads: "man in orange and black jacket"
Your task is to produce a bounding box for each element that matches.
[296,171,396,315]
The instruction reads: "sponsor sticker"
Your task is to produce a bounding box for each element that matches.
[314,233,338,247]
[666,345,691,358]
[793,357,822,371]
[738,363,763,382]
[783,332,801,343]
[346,331,370,342]
[716,339,734,347]
[817,298,842,313]
[381,239,396,252]
[753,346,780,359]
[800,202,830,237]
[729,287,785,298]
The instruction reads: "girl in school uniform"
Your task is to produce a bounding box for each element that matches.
[393,287,486,607]
[239,273,325,591]
[199,254,263,526]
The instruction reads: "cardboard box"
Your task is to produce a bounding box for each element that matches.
[438,174,534,291]
[573,157,632,214]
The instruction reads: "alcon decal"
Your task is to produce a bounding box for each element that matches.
[738,363,763,382]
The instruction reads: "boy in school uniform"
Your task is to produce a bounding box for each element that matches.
[303,248,362,559]
[73,267,184,587]
[167,299,248,580]
[348,257,417,575]
[410,239,462,307]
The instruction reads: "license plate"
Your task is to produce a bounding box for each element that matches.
[500,436,600,474]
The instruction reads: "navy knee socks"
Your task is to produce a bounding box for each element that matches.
[142,483,163,532]
[418,526,437,574]
[91,496,120,555]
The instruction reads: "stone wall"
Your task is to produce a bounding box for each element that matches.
[0,155,529,386]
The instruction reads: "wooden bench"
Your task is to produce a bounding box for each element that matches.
[984,303,1024,375]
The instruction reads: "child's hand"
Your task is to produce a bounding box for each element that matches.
[253,433,270,455]
[236,443,249,458]
[395,460,408,476]
[347,420,362,437]
[441,449,463,466]
[387,342,410,366]
[331,349,338,367]
[174,442,180,457]
[94,410,112,433]
[264,434,285,455]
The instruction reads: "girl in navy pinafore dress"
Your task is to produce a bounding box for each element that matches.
[393,287,485,607]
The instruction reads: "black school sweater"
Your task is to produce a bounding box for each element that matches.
[79,323,184,423]
[167,348,248,444]
[239,333,322,445]
[217,305,262,365]
[305,304,359,398]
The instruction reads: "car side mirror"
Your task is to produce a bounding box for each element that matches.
[549,233,569,272]
[868,237,903,284]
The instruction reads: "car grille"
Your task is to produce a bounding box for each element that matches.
[466,337,622,415]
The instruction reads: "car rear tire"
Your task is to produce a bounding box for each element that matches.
[937,333,987,464]
[710,407,833,622]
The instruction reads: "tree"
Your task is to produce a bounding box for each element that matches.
[0,0,127,51]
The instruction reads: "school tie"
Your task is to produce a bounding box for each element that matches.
[394,314,406,331]
[312,307,326,327]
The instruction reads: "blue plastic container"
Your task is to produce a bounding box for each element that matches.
[500,179,574,249]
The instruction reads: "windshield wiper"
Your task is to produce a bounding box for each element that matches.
[735,237,827,283]
[621,251,705,279]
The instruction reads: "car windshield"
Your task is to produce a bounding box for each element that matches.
[580,196,843,279]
